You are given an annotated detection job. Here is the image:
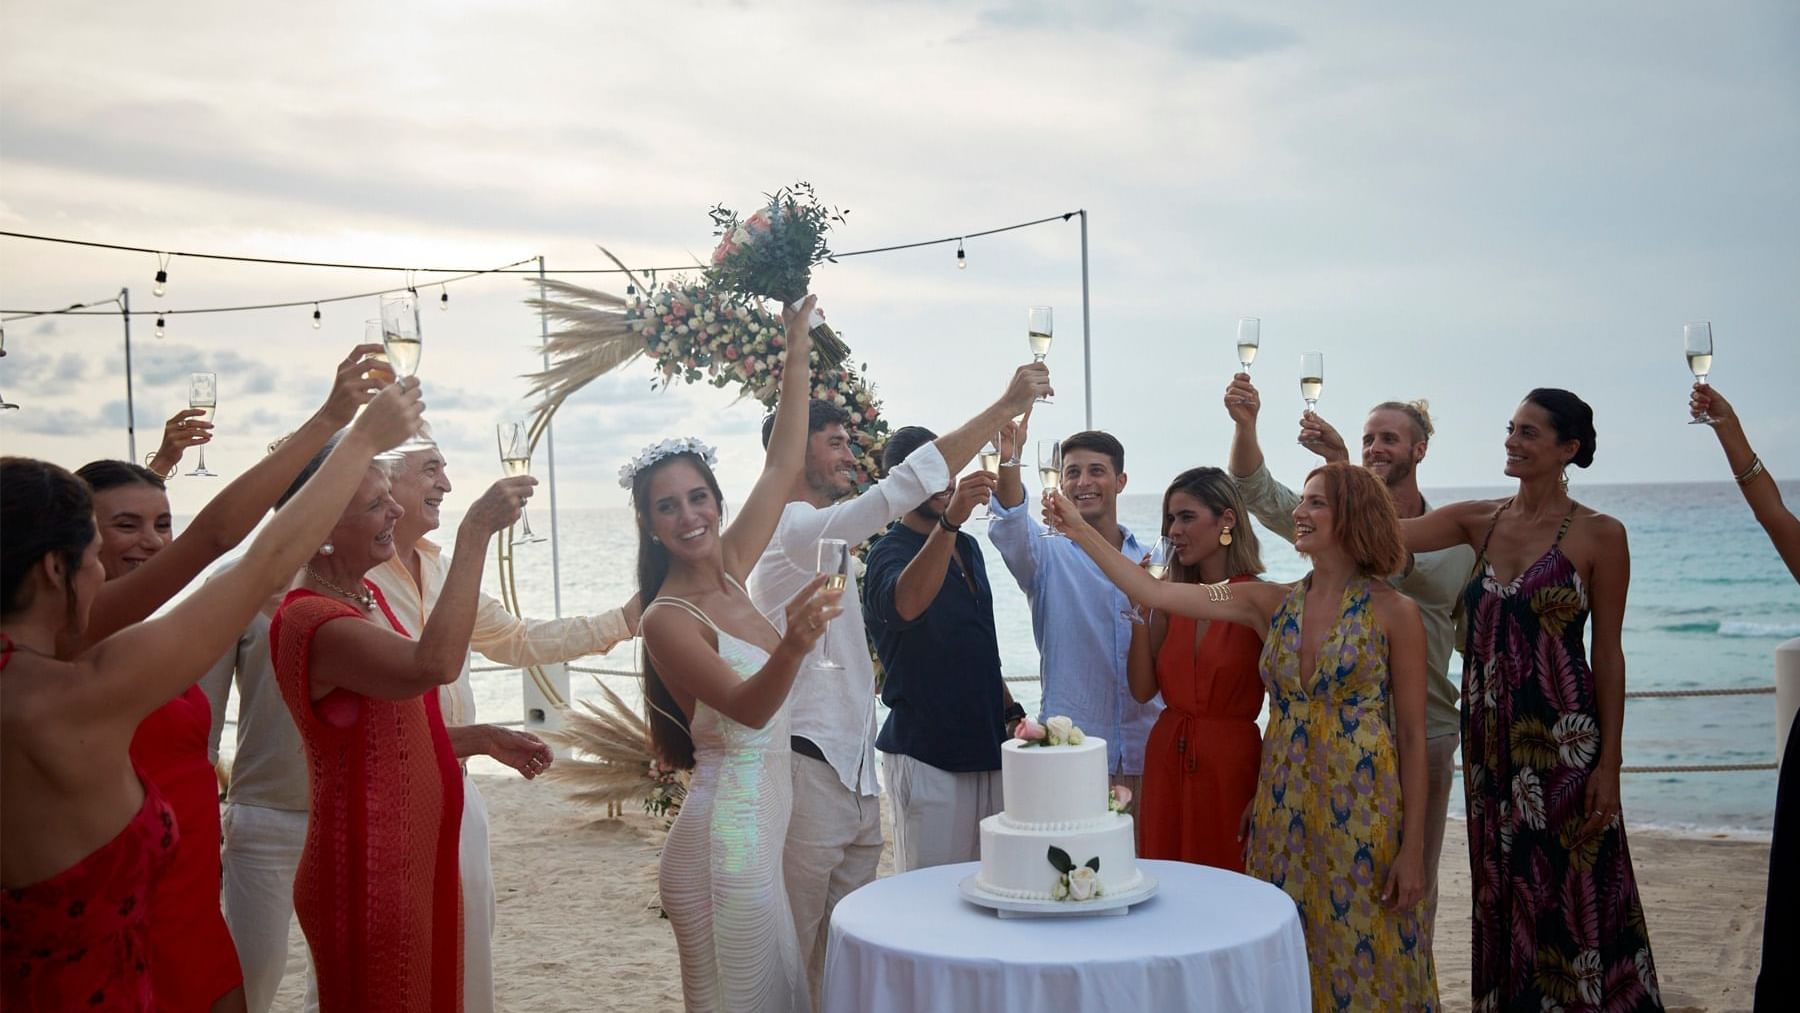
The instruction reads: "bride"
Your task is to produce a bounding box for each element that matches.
[631,294,841,1012]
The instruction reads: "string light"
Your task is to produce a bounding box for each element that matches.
[956,238,967,270]
[439,284,449,310]
[153,253,170,297]
[154,316,165,338]
[312,302,322,328]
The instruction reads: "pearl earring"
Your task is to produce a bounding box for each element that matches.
[319,543,335,557]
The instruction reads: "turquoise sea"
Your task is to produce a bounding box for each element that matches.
[217,480,1799,836]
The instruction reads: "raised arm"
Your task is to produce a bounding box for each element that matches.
[81,344,390,646]
[1400,500,1490,555]
[1044,490,1281,628]
[723,296,817,581]
[75,380,422,732]
[888,474,994,621]
[644,575,840,730]
[1695,385,1800,581]
[1579,515,1631,836]
[1225,373,1266,480]
[995,409,1031,510]
[310,476,533,701]
[930,364,1051,473]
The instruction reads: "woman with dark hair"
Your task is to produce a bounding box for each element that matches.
[1126,467,1268,871]
[1048,461,1437,1010]
[70,344,388,1013]
[635,296,841,1012]
[0,382,419,1012]
[1404,388,1663,1010]
[269,430,531,1012]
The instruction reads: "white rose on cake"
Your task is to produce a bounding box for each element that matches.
[1068,866,1099,901]
[1045,716,1075,745]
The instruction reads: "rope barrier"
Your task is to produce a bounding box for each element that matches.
[1623,686,1774,698]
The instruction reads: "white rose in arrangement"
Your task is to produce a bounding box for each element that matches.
[1051,879,1070,901]
[1045,716,1074,745]
[1067,729,1085,746]
[1068,866,1098,901]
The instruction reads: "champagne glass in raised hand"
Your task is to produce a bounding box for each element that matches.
[1685,322,1715,426]
[380,293,435,452]
[187,372,218,477]
[1037,439,1063,538]
[1237,318,1260,374]
[497,420,546,544]
[1121,536,1175,623]
[813,539,850,669]
[970,437,1002,523]
[1028,306,1053,405]
[1300,352,1324,412]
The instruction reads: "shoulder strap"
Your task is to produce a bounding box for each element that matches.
[1553,502,1579,545]
[1476,498,1513,558]
[643,595,721,634]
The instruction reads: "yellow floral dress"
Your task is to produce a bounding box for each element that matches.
[1245,576,1438,1011]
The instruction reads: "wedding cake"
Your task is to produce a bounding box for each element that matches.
[973,722,1143,903]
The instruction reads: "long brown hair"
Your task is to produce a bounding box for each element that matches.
[1302,461,1407,577]
[1160,467,1264,582]
[631,452,727,771]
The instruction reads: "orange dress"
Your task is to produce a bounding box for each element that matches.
[271,587,463,1013]
[1137,575,1266,871]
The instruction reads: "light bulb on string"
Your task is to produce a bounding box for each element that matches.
[439,285,449,311]
[154,316,166,338]
[956,239,967,270]
[312,303,322,329]
[153,270,168,298]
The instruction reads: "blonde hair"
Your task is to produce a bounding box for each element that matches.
[1161,467,1264,579]
[1369,399,1434,444]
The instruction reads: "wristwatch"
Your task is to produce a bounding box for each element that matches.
[143,451,176,481]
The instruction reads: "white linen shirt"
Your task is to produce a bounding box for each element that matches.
[748,442,950,796]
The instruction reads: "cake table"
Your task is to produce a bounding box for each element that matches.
[823,859,1310,1012]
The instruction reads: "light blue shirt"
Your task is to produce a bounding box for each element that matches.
[988,496,1162,775]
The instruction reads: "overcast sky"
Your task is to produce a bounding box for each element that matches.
[3,0,1796,518]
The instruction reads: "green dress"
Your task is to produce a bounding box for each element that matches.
[1245,575,1438,1011]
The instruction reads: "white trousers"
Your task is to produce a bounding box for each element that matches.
[220,774,494,1013]
[881,753,1003,873]
[784,754,882,1013]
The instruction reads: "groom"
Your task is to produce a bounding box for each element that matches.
[749,364,1050,1005]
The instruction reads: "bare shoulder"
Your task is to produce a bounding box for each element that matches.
[1369,581,1422,622]
[640,598,715,647]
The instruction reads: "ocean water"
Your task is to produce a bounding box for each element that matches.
[221,480,1798,836]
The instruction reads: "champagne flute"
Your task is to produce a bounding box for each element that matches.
[1685,322,1715,426]
[1300,352,1324,411]
[1121,536,1175,623]
[813,539,849,669]
[365,319,406,462]
[1037,439,1062,539]
[380,293,435,452]
[186,372,218,477]
[1028,306,1053,405]
[1236,318,1260,374]
[970,438,1002,523]
[497,420,546,544]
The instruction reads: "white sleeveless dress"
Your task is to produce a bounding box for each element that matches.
[650,595,809,1013]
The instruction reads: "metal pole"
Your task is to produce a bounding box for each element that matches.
[537,257,564,618]
[121,288,137,460]
[1078,210,1093,430]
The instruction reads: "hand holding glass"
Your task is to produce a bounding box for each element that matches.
[497,421,546,544]
[972,439,1001,522]
[1037,440,1062,538]
[1122,536,1175,623]
[1685,322,1714,426]
[1028,307,1053,405]
[187,372,217,477]
[812,539,850,669]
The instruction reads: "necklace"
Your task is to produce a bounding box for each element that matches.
[305,565,376,612]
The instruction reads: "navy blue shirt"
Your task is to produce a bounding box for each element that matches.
[864,520,1008,773]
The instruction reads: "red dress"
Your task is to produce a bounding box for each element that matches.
[1,772,177,1012]
[271,586,463,1013]
[1137,575,1266,871]
[129,684,243,1010]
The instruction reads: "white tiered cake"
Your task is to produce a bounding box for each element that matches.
[973,736,1143,902]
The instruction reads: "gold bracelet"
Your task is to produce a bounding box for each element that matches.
[1202,580,1234,603]
[1734,455,1765,486]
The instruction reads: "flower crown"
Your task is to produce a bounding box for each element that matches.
[619,437,718,489]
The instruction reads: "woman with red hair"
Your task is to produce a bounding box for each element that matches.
[1048,461,1437,1010]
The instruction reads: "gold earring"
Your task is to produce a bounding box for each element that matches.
[1219,525,1233,547]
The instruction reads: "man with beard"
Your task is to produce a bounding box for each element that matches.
[1223,373,1475,952]
[749,364,1049,1007]
[863,426,1021,873]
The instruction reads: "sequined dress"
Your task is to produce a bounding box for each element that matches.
[650,594,808,1013]
[1462,502,1662,1010]
[1244,576,1438,1011]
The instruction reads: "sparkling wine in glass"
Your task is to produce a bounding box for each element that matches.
[187,372,217,477]
[1037,440,1062,538]
[364,320,406,462]
[968,439,1002,523]
[497,421,546,544]
[1300,352,1324,411]
[1237,318,1260,373]
[1685,322,1715,425]
[381,294,434,452]
[1122,536,1175,623]
[1028,306,1053,405]
[813,539,849,669]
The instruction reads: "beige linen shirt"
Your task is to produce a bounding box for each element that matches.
[368,538,634,727]
[1233,461,1475,740]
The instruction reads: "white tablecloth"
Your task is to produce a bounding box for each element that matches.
[823,859,1310,1012]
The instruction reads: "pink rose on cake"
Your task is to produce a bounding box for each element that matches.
[1013,717,1046,743]
[1016,714,1086,748]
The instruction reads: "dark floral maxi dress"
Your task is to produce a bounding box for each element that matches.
[1461,502,1663,1012]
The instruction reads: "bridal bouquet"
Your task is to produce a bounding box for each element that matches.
[705,182,851,365]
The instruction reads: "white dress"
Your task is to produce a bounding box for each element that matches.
[651,595,809,1013]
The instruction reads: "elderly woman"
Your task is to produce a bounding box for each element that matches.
[1,381,420,1011]
[269,431,534,1012]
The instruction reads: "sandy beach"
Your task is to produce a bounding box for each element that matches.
[266,774,1771,1013]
